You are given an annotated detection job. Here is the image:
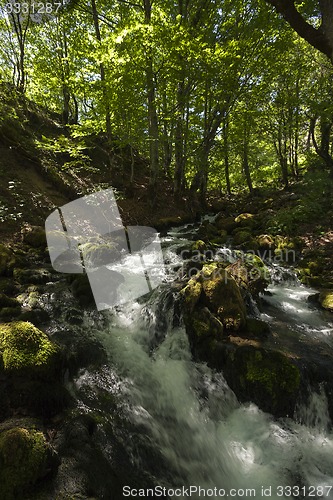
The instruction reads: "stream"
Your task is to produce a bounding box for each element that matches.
[63,220,333,499]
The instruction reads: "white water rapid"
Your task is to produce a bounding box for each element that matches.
[73,223,333,500]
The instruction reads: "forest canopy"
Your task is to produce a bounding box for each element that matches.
[1,0,333,202]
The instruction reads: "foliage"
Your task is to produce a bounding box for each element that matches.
[0,0,333,198]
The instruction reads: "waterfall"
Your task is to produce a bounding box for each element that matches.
[68,224,333,499]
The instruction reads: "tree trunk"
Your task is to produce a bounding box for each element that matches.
[91,0,112,146]
[143,0,159,192]
[310,115,333,175]
[222,116,231,195]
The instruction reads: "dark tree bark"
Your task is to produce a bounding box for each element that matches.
[265,0,333,62]
[91,0,112,145]
[222,116,231,195]
[310,115,333,177]
[143,0,159,193]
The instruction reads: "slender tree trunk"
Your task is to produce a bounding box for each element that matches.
[310,115,333,176]
[162,90,172,176]
[143,0,159,192]
[91,0,112,145]
[174,80,186,199]
[222,116,231,195]
[242,120,253,193]
[10,13,29,92]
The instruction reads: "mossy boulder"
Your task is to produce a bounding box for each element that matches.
[201,265,247,330]
[223,346,301,417]
[180,278,202,313]
[257,234,275,251]
[226,254,270,295]
[181,263,247,340]
[318,290,333,312]
[0,321,59,375]
[0,427,56,499]
[0,244,16,277]
[234,213,255,228]
[21,225,47,249]
[191,307,224,340]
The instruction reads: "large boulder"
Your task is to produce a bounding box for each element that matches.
[222,344,301,417]
[0,321,59,374]
[0,322,69,418]
[180,263,247,361]
[0,426,58,498]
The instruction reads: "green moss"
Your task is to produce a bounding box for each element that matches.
[257,234,275,250]
[319,290,333,312]
[180,279,202,313]
[245,350,300,399]
[234,213,255,225]
[226,254,270,295]
[0,321,58,371]
[201,267,246,330]
[192,313,211,338]
[191,240,207,253]
[0,427,48,498]
[191,307,224,339]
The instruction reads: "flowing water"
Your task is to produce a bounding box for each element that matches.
[70,222,333,499]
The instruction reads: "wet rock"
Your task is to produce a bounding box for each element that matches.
[222,345,301,417]
[201,264,247,330]
[181,264,247,361]
[197,221,220,242]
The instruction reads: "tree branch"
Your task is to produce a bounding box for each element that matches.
[265,0,333,61]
